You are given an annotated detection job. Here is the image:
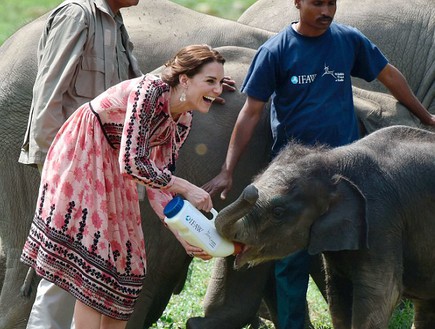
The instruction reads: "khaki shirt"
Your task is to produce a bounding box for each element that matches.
[19,0,142,166]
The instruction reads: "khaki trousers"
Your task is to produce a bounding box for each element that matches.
[26,279,75,329]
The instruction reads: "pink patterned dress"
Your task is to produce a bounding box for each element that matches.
[21,74,192,320]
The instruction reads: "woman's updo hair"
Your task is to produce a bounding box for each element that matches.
[161,44,225,87]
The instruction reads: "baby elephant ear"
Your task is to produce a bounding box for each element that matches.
[308,174,369,255]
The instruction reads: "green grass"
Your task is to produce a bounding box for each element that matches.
[172,0,257,20]
[155,258,414,329]
[151,258,213,328]
[0,0,60,45]
[150,258,276,329]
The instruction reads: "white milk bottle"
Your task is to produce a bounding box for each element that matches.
[163,196,242,257]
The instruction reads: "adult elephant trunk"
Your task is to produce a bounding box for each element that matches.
[215,185,259,239]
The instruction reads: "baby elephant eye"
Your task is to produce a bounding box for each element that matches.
[272,207,285,218]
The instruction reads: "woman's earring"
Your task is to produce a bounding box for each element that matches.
[180,91,186,102]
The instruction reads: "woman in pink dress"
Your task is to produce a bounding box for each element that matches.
[21,44,226,329]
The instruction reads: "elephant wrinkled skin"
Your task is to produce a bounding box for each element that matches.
[0,0,433,328]
[216,125,435,329]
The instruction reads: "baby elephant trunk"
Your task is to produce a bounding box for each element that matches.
[215,184,259,238]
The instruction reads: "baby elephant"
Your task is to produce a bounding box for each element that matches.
[216,125,435,329]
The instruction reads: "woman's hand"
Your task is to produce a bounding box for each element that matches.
[183,185,213,212]
[169,176,213,212]
[167,226,213,260]
[186,243,213,261]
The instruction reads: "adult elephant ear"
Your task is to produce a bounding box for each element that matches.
[308,174,369,255]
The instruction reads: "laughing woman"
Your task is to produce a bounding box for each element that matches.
[21,44,226,329]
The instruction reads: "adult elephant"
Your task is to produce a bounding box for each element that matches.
[214,125,435,329]
[0,1,274,328]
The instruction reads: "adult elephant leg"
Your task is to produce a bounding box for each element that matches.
[187,257,274,329]
[0,163,40,329]
[412,299,435,329]
[139,255,191,327]
[127,200,192,329]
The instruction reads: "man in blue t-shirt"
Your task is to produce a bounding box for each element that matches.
[204,0,435,328]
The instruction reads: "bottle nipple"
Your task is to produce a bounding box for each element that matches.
[232,242,243,255]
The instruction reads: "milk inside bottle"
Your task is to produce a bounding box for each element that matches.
[163,196,242,257]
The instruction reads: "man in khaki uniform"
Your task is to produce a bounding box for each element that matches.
[19,0,141,328]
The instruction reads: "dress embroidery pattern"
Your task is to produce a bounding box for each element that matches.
[21,75,192,319]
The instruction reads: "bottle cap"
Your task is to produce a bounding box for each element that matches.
[163,195,184,218]
[232,242,243,255]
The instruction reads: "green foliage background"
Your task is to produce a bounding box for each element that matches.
[0,0,415,328]
[0,0,256,45]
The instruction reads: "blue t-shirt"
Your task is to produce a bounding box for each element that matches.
[241,22,388,153]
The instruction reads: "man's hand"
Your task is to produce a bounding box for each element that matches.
[202,170,233,201]
[214,76,236,105]
[422,114,435,127]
